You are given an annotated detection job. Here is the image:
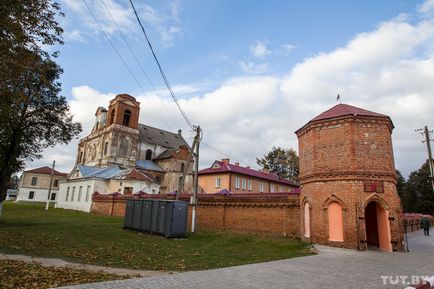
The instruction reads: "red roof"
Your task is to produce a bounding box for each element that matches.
[296,103,393,134]
[199,161,299,187]
[25,166,67,176]
[310,103,388,122]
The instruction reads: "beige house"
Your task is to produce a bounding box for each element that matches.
[198,159,299,194]
[17,166,67,202]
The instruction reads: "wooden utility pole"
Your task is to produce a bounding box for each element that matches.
[45,160,55,210]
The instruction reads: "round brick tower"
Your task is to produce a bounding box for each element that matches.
[295,104,403,252]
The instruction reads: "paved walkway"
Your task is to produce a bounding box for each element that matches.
[55,230,434,289]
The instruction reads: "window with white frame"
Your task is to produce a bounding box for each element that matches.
[270,184,275,193]
[31,177,37,186]
[215,177,221,188]
[242,179,246,190]
[66,187,70,201]
[78,186,83,201]
[259,183,264,193]
[235,177,240,189]
[247,180,252,191]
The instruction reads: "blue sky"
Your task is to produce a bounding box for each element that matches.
[31,0,434,177]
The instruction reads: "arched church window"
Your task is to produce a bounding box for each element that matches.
[145,149,153,160]
[110,109,115,125]
[328,202,344,242]
[180,163,185,172]
[123,109,131,126]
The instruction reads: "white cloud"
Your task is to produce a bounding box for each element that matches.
[419,0,434,14]
[239,61,268,74]
[31,3,434,178]
[62,0,182,47]
[249,41,271,58]
[282,44,295,55]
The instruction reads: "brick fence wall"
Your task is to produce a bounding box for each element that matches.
[91,192,301,237]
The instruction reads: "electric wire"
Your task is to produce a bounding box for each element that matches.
[100,0,179,130]
[128,0,194,130]
[81,0,172,130]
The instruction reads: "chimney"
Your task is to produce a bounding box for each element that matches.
[235,162,239,166]
[178,129,182,136]
[221,158,230,164]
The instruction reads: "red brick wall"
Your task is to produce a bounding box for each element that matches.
[297,114,404,251]
[91,193,301,237]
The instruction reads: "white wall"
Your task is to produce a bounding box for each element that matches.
[16,187,59,203]
[55,179,104,213]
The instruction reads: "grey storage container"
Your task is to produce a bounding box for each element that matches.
[150,200,160,232]
[132,200,143,230]
[124,199,134,229]
[164,200,188,237]
[156,201,168,234]
[124,199,188,237]
[140,200,153,232]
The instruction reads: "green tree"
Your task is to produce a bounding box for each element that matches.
[396,170,406,198]
[401,160,434,214]
[0,0,81,216]
[256,147,299,181]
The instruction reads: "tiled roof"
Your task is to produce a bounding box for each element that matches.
[76,164,156,183]
[138,124,188,149]
[310,104,388,122]
[135,160,165,172]
[199,161,299,187]
[25,166,67,176]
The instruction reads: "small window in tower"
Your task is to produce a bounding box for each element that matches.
[145,149,153,160]
[123,109,131,126]
[110,109,115,125]
[180,163,185,172]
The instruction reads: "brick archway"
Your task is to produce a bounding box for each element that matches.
[364,200,392,252]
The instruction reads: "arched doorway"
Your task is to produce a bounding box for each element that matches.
[365,201,392,252]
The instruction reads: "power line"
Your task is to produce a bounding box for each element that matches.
[99,0,179,129]
[128,0,194,130]
[81,0,172,130]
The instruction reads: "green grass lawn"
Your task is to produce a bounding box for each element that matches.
[0,202,312,271]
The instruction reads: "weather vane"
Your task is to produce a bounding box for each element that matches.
[336,94,341,102]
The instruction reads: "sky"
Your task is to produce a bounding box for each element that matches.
[29,0,434,178]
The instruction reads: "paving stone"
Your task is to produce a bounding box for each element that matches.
[54,230,433,289]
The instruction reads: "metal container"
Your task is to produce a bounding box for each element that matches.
[124,199,135,229]
[132,200,143,230]
[140,200,153,232]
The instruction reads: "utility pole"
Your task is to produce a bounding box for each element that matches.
[175,126,202,233]
[191,126,201,233]
[45,160,55,210]
[416,126,434,195]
